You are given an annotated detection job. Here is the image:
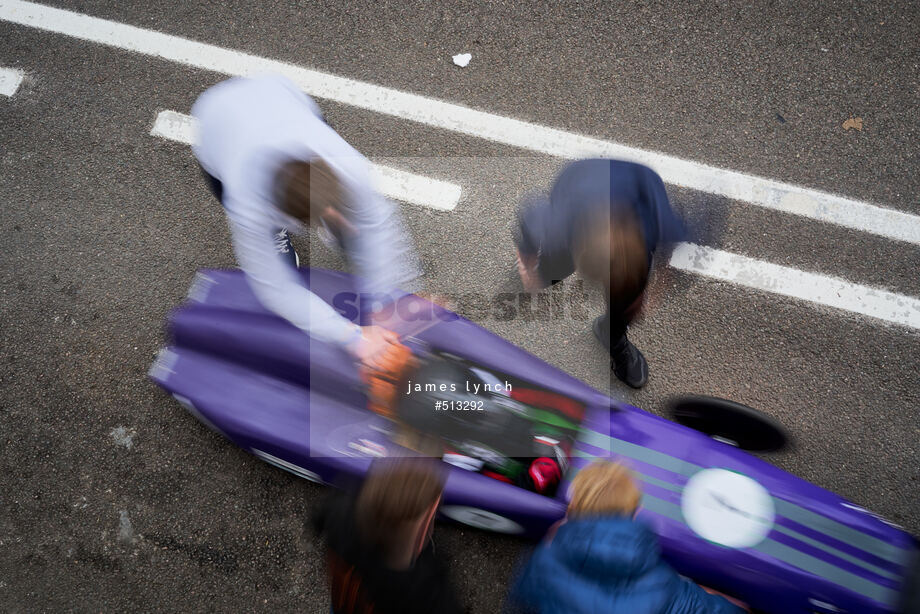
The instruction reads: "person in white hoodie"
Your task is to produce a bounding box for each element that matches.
[192,74,421,370]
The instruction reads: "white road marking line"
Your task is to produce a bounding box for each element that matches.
[669,243,920,330]
[0,66,24,96]
[370,165,461,211]
[150,110,461,211]
[3,1,920,245]
[149,109,195,144]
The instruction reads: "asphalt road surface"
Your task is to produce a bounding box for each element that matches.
[1,1,918,612]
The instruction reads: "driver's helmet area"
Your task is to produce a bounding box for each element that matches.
[365,344,584,497]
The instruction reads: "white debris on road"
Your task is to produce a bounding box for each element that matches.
[117,510,135,544]
[110,426,136,449]
[452,53,472,68]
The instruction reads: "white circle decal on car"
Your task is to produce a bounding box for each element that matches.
[681,468,775,548]
[439,505,525,534]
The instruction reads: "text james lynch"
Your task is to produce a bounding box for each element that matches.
[405,380,512,395]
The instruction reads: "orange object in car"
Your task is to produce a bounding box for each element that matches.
[363,341,417,419]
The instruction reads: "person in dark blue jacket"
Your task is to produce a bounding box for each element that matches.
[514,159,686,388]
[505,461,746,614]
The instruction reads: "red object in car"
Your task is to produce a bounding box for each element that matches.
[482,470,514,484]
[528,457,562,494]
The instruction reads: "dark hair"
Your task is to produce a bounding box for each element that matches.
[274,158,344,224]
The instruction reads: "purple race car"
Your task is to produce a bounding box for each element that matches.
[149,268,918,614]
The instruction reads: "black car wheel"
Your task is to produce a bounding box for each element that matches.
[669,396,789,453]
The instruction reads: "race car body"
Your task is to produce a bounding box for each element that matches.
[149,268,917,614]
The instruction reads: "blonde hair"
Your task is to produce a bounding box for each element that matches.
[274,158,344,224]
[568,461,641,518]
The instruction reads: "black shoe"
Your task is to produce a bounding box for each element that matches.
[274,228,300,268]
[610,335,648,389]
[594,317,648,389]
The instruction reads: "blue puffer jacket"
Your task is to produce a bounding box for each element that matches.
[507,516,745,614]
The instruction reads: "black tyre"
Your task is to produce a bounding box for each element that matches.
[669,396,789,452]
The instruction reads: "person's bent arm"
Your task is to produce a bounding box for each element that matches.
[229,218,397,367]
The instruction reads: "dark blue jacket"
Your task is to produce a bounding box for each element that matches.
[507,516,745,614]
[516,159,686,286]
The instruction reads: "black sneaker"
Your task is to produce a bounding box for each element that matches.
[611,335,648,389]
[594,317,648,389]
[274,228,300,268]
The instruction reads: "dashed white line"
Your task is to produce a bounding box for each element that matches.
[149,109,196,143]
[370,165,461,211]
[2,0,919,245]
[669,243,920,331]
[150,110,461,211]
[0,66,24,97]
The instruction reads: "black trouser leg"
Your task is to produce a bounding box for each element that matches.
[603,252,652,354]
[600,296,649,387]
[600,298,629,356]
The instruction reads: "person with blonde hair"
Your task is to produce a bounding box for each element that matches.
[505,460,745,614]
[192,74,420,371]
[567,459,642,517]
[515,159,686,388]
[313,458,462,614]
